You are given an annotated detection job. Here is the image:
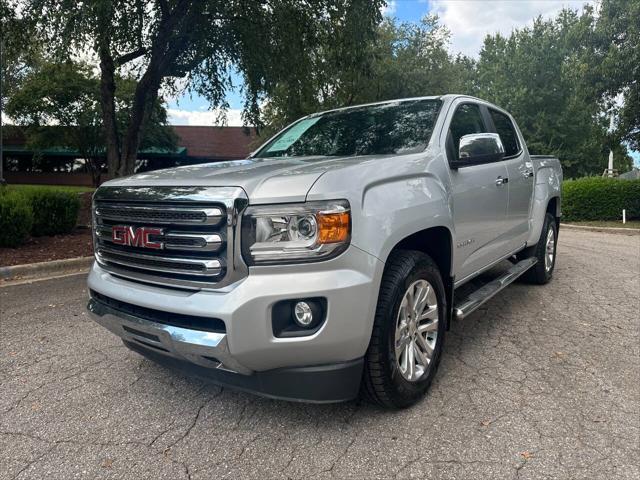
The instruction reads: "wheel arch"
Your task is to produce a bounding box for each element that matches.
[389,226,453,279]
[546,196,561,233]
[526,164,562,247]
[386,226,454,330]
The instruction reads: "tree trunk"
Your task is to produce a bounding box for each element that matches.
[88,157,102,187]
[117,9,191,176]
[118,72,162,176]
[98,45,120,177]
[99,0,195,176]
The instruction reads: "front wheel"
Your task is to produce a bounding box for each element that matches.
[362,250,446,409]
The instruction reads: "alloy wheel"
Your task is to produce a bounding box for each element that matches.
[394,279,439,382]
[545,228,555,272]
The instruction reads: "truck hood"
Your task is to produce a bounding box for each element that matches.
[102,155,389,203]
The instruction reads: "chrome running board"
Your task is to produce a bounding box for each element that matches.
[453,257,537,321]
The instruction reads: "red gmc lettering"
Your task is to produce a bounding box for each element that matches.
[111,226,163,249]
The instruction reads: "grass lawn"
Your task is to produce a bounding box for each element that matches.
[3,184,95,193]
[564,220,640,229]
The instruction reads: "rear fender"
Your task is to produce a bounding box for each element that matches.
[526,162,562,246]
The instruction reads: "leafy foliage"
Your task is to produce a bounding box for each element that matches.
[474,10,632,178]
[260,8,636,177]
[4,0,637,179]
[25,189,81,236]
[5,60,177,185]
[589,0,640,151]
[15,0,384,176]
[0,186,81,240]
[0,190,34,248]
[260,15,462,136]
[0,0,42,99]
[562,178,640,221]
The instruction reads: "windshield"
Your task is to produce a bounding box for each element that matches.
[255,99,442,158]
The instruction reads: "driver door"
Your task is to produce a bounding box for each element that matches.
[447,103,510,283]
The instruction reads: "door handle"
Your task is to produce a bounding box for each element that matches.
[523,169,534,177]
[495,176,509,186]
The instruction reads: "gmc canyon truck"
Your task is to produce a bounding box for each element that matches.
[87,95,562,408]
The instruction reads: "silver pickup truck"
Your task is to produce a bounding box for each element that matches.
[87,95,562,408]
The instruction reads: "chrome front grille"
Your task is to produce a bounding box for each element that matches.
[96,204,225,225]
[95,225,224,252]
[92,186,248,290]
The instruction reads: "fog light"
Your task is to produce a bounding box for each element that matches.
[293,301,313,327]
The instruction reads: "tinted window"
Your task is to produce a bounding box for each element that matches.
[255,99,442,158]
[489,109,520,156]
[449,104,486,160]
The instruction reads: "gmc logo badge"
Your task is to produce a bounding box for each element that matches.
[112,226,164,250]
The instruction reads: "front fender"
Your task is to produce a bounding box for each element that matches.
[305,152,454,269]
[356,173,453,264]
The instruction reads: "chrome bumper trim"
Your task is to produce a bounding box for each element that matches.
[87,298,252,375]
[96,247,223,276]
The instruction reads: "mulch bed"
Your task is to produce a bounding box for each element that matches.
[0,229,94,267]
[0,191,95,268]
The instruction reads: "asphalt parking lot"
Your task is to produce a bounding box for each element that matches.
[1,229,639,480]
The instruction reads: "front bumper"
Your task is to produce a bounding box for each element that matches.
[124,339,364,403]
[87,245,383,402]
[88,295,252,374]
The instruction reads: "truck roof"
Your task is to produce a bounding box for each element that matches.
[308,96,443,117]
[307,94,497,117]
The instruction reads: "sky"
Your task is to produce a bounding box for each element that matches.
[167,0,595,127]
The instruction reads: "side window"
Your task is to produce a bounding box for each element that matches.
[448,103,486,160]
[489,109,520,156]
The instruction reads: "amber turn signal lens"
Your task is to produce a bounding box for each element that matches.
[317,211,350,244]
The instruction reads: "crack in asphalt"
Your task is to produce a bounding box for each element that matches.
[1,230,638,479]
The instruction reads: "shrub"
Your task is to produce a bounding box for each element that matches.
[0,191,34,248]
[0,186,81,247]
[562,177,640,221]
[25,190,81,236]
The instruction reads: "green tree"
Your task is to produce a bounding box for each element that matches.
[591,0,639,152]
[363,16,461,102]
[0,0,42,98]
[259,15,474,137]
[18,0,383,177]
[475,9,617,178]
[1,0,44,183]
[6,61,176,185]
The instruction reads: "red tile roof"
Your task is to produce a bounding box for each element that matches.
[173,126,258,160]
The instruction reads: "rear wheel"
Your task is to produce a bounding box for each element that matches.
[362,250,446,409]
[520,212,557,284]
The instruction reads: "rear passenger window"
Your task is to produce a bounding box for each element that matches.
[489,109,520,156]
[448,104,486,160]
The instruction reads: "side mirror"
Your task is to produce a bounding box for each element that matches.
[452,133,505,168]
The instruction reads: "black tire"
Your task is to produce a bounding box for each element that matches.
[519,212,557,284]
[362,250,446,409]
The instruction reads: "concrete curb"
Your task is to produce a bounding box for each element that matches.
[0,256,93,283]
[561,223,640,235]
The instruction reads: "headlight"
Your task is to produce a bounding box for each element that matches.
[241,200,351,264]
